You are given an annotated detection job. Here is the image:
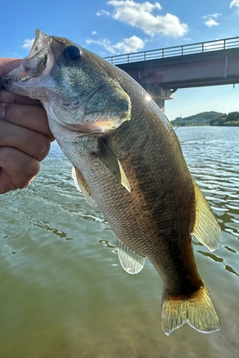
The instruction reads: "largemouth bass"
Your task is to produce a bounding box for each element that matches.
[2,30,221,335]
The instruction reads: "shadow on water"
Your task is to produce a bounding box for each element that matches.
[0,129,238,357]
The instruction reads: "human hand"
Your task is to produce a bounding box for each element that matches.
[0,58,54,194]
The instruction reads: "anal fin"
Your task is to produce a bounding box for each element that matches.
[192,183,221,252]
[115,237,145,274]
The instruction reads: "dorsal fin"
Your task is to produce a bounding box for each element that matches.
[115,237,145,274]
[94,138,131,192]
[72,167,96,207]
[191,183,221,252]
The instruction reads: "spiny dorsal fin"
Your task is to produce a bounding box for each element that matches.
[192,183,221,252]
[72,167,96,207]
[95,138,131,192]
[115,237,145,274]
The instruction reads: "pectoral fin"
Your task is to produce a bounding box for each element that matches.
[191,183,221,252]
[94,138,131,192]
[115,237,145,274]
[72,167,96,207]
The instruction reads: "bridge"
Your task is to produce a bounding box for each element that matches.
[105,36,239,111]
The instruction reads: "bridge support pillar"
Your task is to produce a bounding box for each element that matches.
[153,98,166,112]
[143,86,175,113]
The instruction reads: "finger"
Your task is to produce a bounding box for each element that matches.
[0,58,22,78]
[0,147,40,193]
[0,120,51,161]
[0,167,18,193]
[0,102,54,141]
[0,59,38,105]
[0,89,40,105]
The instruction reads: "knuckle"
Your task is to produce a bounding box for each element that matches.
[36,135,51,161]
[20,160,40,187]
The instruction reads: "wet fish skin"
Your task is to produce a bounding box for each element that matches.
[2,30,221,335]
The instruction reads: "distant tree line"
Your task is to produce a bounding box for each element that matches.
[209,111,239,126]
[171,111,239,126]
[171,111,223,126]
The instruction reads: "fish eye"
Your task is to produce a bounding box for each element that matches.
[63,46,81,61]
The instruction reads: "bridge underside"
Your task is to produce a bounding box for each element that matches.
[117,48,239,111]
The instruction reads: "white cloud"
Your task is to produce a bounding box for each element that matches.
[96,9,110,16]
[109,0,162,12]
[99,0,188,37]
[114,35,145,52]
[86,35,145,54]
[21,38,34,50]
[230,0,239,8]
[92,31,97,35]
[87,38,115,53]
[205,18,219,27]
[203,13,221,27]
[203,13,221,19]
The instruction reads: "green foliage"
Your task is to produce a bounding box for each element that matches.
[171,111,223,126]
[171,111,239,126]
[209,112,239,126]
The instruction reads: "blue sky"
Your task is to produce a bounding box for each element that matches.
[1,0,239,120]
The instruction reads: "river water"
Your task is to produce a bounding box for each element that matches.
[0,126,238,358]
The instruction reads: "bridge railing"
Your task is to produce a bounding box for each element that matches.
[105,36,239,65]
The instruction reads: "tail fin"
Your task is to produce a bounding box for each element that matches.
[161,284,220,335]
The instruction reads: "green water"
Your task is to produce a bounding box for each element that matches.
[0,126,238,358]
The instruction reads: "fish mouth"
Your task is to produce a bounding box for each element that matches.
[1,72,29,88]
[1,66,38,93]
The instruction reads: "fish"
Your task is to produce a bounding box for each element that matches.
[2,30,221,335]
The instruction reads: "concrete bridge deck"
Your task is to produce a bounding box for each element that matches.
[105,37,239,110]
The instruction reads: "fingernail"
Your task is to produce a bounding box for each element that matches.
[0,105,6,120]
